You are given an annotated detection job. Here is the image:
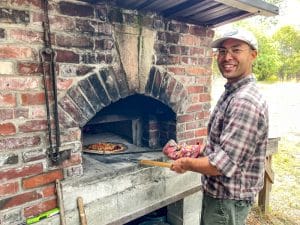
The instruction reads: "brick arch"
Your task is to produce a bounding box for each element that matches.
[58,66,189,130]
[144,67,188,114]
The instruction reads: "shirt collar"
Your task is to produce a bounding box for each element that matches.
[224,74,256,94]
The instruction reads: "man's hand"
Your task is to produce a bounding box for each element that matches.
[171,157,189,173]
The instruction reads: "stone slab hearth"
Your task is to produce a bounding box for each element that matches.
[37,152,202,225]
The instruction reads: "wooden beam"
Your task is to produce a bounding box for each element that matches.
[215,0,279,16]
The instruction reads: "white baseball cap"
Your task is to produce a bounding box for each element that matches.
[211,28,258,50]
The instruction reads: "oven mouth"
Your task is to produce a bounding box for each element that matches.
[81,94,177,165]
[82,131,166,167]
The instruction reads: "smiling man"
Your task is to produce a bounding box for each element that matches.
[170,29,269,225]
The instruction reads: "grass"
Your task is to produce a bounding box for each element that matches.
[246,135,300,225]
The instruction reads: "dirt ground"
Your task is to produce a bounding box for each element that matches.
[246,133,300,225]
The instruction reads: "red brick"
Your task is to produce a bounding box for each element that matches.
[189,26,207,36]
[190,47,204,56]
[167,67,185,75]
[0,93,16,107]
[10,0,42,8]
[0,191,42,210]
[195,75,211,85]
[60,128,81,143]
[58,107,77,129]
[14,108,29,119]
[0,136,41,151]
[95,38,114,50]
[168,55,180,64]
[199,93,211,102]
[57,78,73,90]
[18,62,42,75]
[24,198,57,218]
[22,169,63,189]
[187,85,204,94]
[48,15,75,32]
[23,148,46,163]
[195,112,205,120]
[59,1,94,18]
[56,49,79,63]
[185,138,204,145]
[185,66,205,75]
[177,130,195,140]
[175,75,194,85]
[190,95,200,104]
[179,90,188,102]
[42,184,56,198]
[195,128,207,137]
[186,104,203,113]
[197,139,205,145]
[58,95,85,123]
[186,121,198,130]
[181,56,198,65]
[0,77,40,91]
[0,109,14,120]
[0,45,34,60]
[21,92,45,105]
[0,181,19,196]
[56,35,93,49]
[9,29,43,44]
[30,106,46,119]
[62,153,82,167]
[170,83,184,101]
[204,111,210,119]
[0,122,16,135]
[18,120,48,132]
[166,78,176,97]
[177,114,194,123]
[0,163,43,181]
[180,35,200,46]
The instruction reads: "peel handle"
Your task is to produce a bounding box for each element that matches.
[139,159,172,168]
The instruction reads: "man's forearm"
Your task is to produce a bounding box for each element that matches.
[171,156,221,176]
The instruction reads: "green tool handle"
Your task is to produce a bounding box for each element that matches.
[26,208,59,224]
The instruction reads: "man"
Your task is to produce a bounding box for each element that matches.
[170,29,269,225]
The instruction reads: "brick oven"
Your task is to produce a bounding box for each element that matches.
[0,0,278,224]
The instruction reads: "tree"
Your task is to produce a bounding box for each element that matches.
[273,26,300,80]
[252,30,282,81]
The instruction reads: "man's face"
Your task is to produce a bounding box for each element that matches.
[216,38,257,83]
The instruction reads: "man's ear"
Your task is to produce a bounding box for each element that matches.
[251,49,258,60]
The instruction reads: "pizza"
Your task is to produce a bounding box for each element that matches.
[87,142,126,154]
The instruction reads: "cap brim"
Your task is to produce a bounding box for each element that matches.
[210,37,257,50]
[210,38,229,48]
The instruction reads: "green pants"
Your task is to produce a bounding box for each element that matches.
[200,193,252,225]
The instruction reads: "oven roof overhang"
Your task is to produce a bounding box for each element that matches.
[82,0,279,27]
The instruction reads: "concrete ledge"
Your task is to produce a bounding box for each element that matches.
[38,157,202,225]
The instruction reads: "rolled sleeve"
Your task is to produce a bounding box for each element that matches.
[207,145,238,177]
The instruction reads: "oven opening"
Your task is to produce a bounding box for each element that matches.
[82,94,176,154]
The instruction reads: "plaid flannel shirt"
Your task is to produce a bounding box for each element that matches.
[202,75,269,202]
